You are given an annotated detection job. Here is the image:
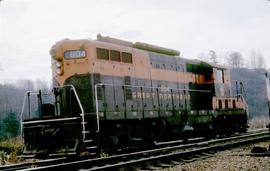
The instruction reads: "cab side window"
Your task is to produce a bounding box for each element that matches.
[110,50,121,62]
[122,52,132,63]
[97,48,109,60]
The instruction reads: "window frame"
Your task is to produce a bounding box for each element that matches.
[110,50,121,62]
[121,52,133,64]
[96,48,109,60]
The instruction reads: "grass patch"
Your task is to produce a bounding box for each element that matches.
[0,138,24,165]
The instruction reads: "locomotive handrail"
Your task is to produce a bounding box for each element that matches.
[20,91,40,136]
[22,117,80,125]
[95,83,102,133]
[20,85,87,140]
[94,83,212,133]
[54,85,86,140]
[94,83,212,93]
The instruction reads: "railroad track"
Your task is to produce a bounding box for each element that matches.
[0,157,68,171]
[1,129,269,171]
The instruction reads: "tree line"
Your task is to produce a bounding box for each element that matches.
[198,49,269,118]
[0,79,50,140]
[198,49,266,69]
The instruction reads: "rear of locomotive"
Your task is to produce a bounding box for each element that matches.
[185,62,248,136]
[22,39,97,158]
[211,66,248,134]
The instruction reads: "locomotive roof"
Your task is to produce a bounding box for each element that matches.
[53,35,227,70]
[96,34,180,56]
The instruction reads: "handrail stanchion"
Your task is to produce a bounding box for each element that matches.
[70,85,85,140]
[20,92,28,137]
[20,91,39,141]
[95,84,102,133]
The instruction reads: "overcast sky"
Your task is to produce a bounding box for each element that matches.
[0,0,269,83]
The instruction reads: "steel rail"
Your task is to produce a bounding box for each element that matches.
[16,129,269,171]
[81,131,270,171]
[0,157,67,171]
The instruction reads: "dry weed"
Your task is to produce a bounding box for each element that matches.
[248,116,270,129]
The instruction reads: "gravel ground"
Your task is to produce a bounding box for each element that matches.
[157,140,270,171]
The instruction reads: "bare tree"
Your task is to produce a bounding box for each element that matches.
[35,78,50,91]
[198,50,219,64]
[17,79,34,90]
[198,53,208,61]
[209,50,218,64]
[226,51,244,68]
[249,50,265,69]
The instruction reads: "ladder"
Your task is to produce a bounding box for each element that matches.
[80,113,98,151]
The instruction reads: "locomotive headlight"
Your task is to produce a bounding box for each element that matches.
[54,60,64,75]
[56,67,63,75]
[55,61,62,68]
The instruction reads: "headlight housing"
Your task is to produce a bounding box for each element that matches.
[53,60,64,75]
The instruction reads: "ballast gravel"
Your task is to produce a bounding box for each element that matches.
[158,140,270,171]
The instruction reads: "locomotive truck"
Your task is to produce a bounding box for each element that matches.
[21,34,248,157]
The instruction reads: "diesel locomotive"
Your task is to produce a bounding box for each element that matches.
[21,34,248,157]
